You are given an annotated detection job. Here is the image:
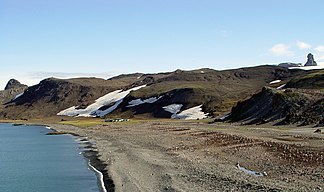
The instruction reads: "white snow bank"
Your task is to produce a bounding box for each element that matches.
[289,65,324,70]
[163,104,208,120]
[269,80,281,84]
[126,96,162,107]
[57,85,146,117]
[173,105,208,120]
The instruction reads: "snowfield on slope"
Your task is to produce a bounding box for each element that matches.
[163,104,208,120]
[126,96,163,107]
[269,80,281,84]
[57,85,146,117]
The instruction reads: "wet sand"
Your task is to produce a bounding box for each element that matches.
[49,120,324,192]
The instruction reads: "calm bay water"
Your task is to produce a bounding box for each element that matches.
[0,123,100,192]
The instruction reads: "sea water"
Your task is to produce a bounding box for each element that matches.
[0,123,100,192]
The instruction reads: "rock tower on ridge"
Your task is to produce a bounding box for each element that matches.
[304,53,317,66]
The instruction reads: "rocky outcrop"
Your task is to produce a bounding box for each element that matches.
[227,87,324,126]
[4,79,27,90]
[0,79,27,104]
[304,53,317,66]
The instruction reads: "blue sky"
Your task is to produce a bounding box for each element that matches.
[1,0,324,89]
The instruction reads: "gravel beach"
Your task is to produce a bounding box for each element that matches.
[49,120,324,192]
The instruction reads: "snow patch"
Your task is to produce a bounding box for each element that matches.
[200,71,205,73]
[57,85,146,117]
[163,104,208,120]
[289,65,324,70]
[276,84,286,90]
[126,96,162,107]
[163,104,183,115]
[13,92,24,100]
[237,164,267,177]
[269,80,281,84]
[219,113,230,120]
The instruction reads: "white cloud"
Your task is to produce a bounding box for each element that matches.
[314,45,324,52]
[296,41,311,49]
[269,44,294,56]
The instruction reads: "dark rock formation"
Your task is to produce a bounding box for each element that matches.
[4,79,27,90]
[304,53,317,66]
[227,85,324,126]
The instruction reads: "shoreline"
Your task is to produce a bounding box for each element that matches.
[2,120,324,191]
[45,125,115,192]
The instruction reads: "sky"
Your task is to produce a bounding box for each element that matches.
[1,0,324,89]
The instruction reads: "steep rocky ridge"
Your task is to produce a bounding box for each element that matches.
[226,70,324,126]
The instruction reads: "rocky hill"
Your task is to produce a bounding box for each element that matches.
[0,65,311,120]
[0,77,136,119]
[225,70,324,126]
[0,79,27,105]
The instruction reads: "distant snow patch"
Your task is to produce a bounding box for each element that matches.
[126,96,162,107]
[219,113,230,120]
[269,80,281,84]
[237,164,267,177]
[13,92,24,100]
[276,84,286,90]
[200,71,205,73]
[289,65,324,70]
[174,105,208,120]
[57,85,146,117]
[163,104,183,117]
[163,104,208,120]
